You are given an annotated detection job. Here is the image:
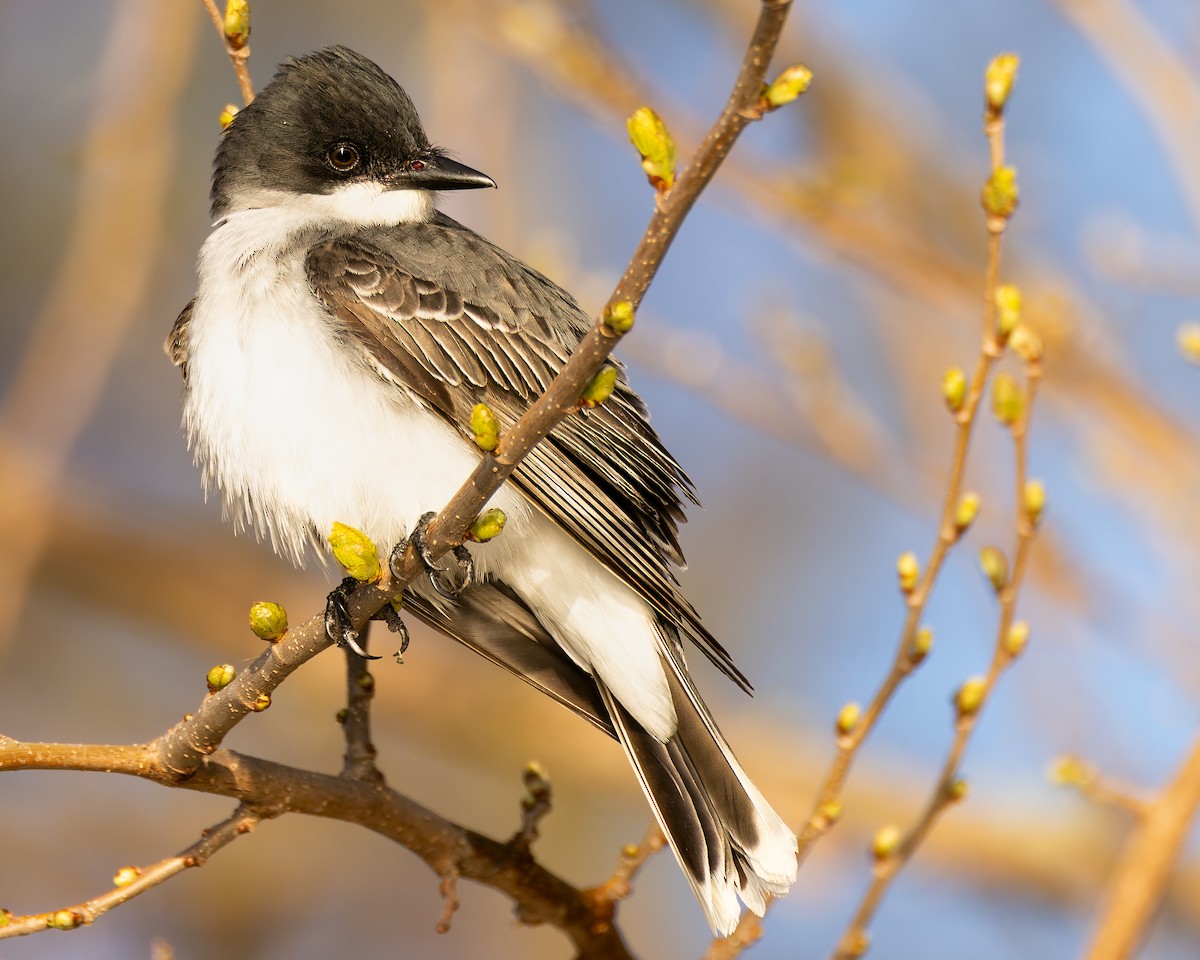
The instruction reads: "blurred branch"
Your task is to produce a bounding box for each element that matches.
[1083,733,1200,960]
[1056,0,1200,232]
[0,0,197,650]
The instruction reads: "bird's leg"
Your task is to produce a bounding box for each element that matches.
[389,511,475,599]
[325,576,382,660]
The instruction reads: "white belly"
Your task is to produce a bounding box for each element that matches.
[182,209,676,739]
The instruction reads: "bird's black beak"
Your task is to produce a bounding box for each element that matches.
[387,156,496,191]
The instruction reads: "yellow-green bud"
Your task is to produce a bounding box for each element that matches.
[48,910,80,930]
[985,53,1019,113]
[897,551,920,593]
[467,507,507,543]
[604,299,636,334]
[943,366,967,413]
[995,284,1022,339]
[982,166,1020,219]
[581,365,619,408]
[356,672,375,692]
[251,692,271,712]
[979,545,1008,592]
[910,626,934,664]
[1048,754,1091,786]
[1005,620,1030,658]
[0,908,10,927]
[207,663,236,693]
[955,491,981,534]
[1024,479,1045,525]
[627,106,676,191]
[328,522,381,582]
[819,799,843,825]
[335,708,348,724]
[248,601,287,641]
[1178,322,1200,365]
[842,930,870,958]
[762,63,814,109]
[991,372,1023,426]
[470,403,500,452]
[872,824,901,860]
[219,104,239,129]
[223,0,250,49]
[946,778,970,802]
[836,701,861,736]
[621,842,640,859]
[523,760,551,802]
[1009,324,1043,364]
[955,676,988,716]
[113,866,141,887]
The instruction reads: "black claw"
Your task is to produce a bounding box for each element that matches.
[325,576,382,660]
[389,512,474,599]
[376,602,411,657]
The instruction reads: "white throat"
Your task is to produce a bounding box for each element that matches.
[220,183,435,231]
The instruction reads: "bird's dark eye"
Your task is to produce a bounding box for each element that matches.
[326,143,361,172]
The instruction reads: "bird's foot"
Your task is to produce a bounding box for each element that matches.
[389,511,475,599]
[325,576,382,660]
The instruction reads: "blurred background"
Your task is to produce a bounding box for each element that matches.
[2,0,1199,957]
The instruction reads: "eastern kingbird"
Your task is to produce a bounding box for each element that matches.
[168,46,796,935]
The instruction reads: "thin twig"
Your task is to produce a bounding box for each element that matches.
[340,622,382,782]
[199,0,255,105]
[0,805,262,939]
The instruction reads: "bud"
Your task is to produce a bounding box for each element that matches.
[991,372,1023,426]
[762,63,814,109]
[523,760,551,803]
[836,702,861,736]
[48,910,80,931]
[955,676,988,716]
[251,692,271,712]
[842,930,870,958]
[627,106,676,192]
[1005,620,1030,658]
[981,166,1019,220]
[218,104,239,129]
[467,507,507,543]
[621,842,640,859]
[1049,754,1090,786]
[994,284,1022,339]
[819,799,843,825]
[909,626,934,666]
[470,403,500,452]
[896,551,920,593]
[943,366,967,413]
[1178,322,1200,365]
[979,546,1008,592]
[335,708,348,724]
[872,824,901,860]
[113,866,141,887]
[328,521,381,582]
[223,0,251,50]
[946,778,970,802]
[207,663,236,693]
[1009,324,1043,364]
[248,600,287,641]
[604,299,636,334]
[1024,479,1045,525]
[954,491,981,534]
[356,672,375,692]
[984,53,1019,113]
[580,365,619,408]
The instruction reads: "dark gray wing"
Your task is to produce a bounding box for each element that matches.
[306,214,748,691]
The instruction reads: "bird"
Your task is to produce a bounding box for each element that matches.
[167,45,796,935]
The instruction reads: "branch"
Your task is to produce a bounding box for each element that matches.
[200,0,255,106]
[1082,733,1200,959]
[0,805,262,938]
